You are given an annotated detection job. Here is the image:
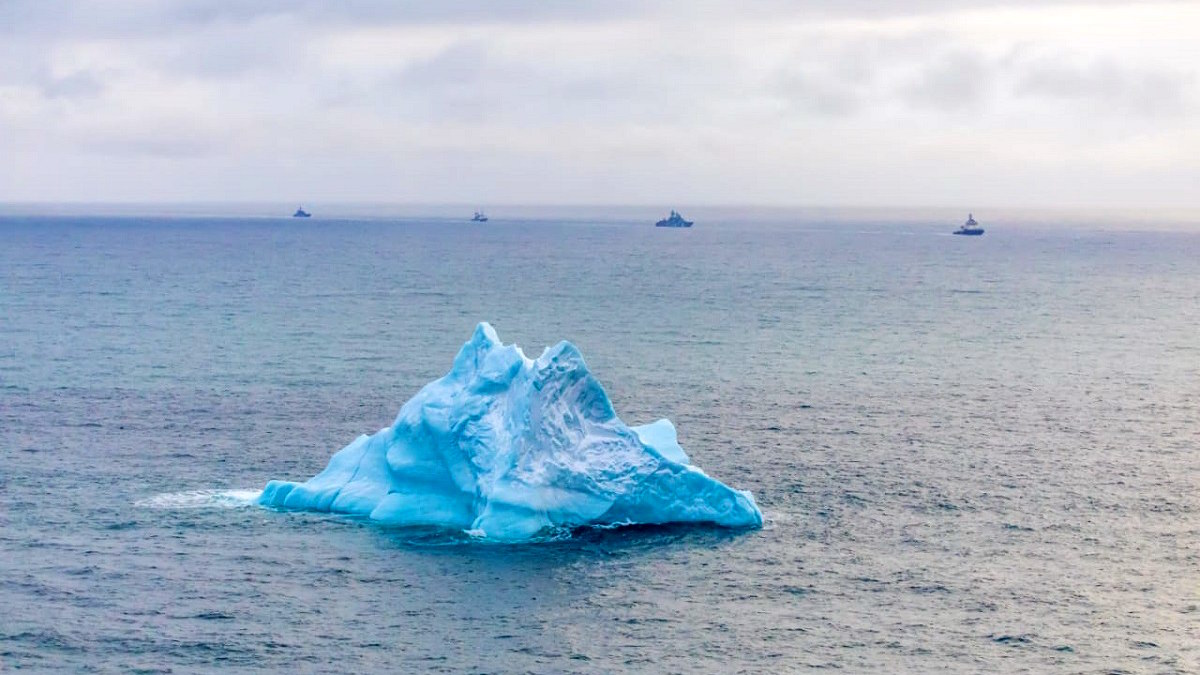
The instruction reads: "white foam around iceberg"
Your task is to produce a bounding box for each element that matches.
[137,490,261,509]
[258,323,762,541]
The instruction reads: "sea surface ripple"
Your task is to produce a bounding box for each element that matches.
[2,211,1198,672]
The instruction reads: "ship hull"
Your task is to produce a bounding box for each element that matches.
[953,229,983,236]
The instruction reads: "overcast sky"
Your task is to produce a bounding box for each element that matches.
[2,1,1198,207]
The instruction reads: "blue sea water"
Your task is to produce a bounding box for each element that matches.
[2,209,1198,673]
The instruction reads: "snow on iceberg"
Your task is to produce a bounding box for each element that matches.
[258,323,762,541]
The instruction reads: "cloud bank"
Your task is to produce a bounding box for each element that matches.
[1,1,1197,207]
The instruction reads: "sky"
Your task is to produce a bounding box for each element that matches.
[1,0,1198,208]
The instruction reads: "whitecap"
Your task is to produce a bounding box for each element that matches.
[135,489,260,509]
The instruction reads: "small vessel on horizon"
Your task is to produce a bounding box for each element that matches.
[953,213,984,236]
[293,206,311,218]
[656,210,693,228]
[472,211,489,222]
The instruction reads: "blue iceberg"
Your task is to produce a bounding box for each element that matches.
[258,323,762,541]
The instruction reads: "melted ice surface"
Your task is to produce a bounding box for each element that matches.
[258,323,762,540]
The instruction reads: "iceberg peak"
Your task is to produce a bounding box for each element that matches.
[259,323,762,541]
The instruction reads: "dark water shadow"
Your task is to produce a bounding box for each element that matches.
[362,520,760,562]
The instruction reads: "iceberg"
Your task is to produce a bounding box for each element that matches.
[258,323,762,541]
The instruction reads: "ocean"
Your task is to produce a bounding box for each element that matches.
[2,208,1198,672]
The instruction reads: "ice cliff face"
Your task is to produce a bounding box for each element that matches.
[258,323,762,541]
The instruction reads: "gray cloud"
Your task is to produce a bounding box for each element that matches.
[39,71,105,99]
[79,134,220,158]
[901,51,991,111]
[330,36,741,128]
[775,71,866,116]
[1016,57,1195,117]
[0,0,1153,38]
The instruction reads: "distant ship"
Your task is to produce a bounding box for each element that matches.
[953,213,984,236]
[293,206,311,218]
[656,210,693,228]
[471,211,488,222]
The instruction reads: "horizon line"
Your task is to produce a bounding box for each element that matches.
[3,200,1200,213]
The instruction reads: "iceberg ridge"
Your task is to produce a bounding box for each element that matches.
[258,323,762,541]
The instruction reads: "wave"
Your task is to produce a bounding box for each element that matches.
[134,489,260,509]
